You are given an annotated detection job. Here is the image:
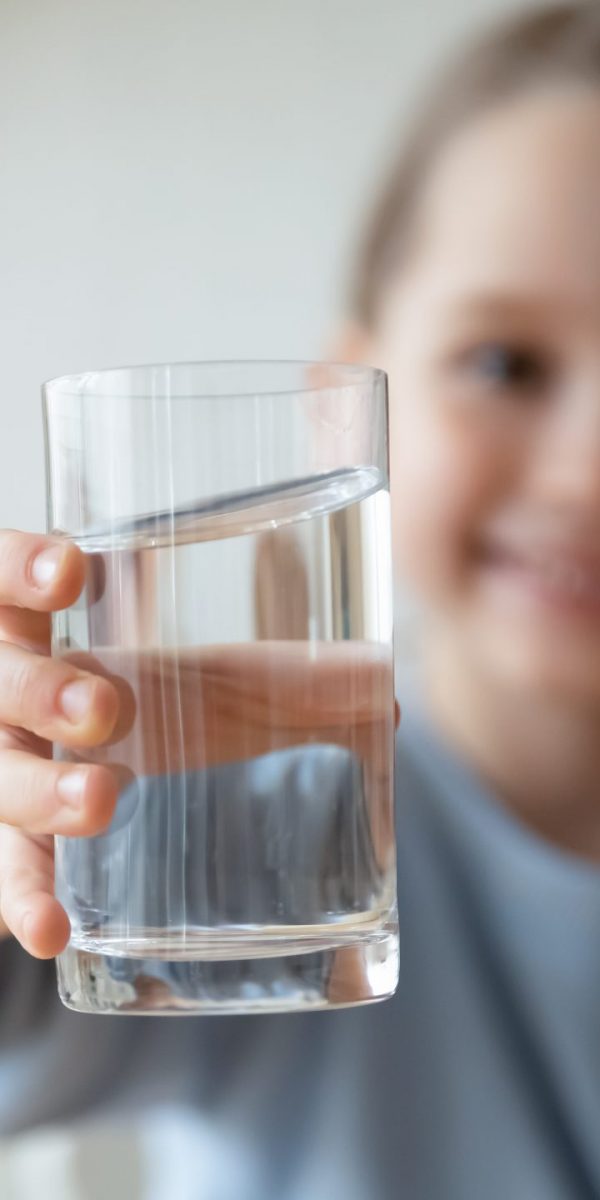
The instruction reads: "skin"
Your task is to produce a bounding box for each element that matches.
[0,533,121,956]
[349,85,600,857]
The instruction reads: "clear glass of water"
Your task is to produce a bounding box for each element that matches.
[43,361,397,1015]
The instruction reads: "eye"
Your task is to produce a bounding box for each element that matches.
[464,342,549,393]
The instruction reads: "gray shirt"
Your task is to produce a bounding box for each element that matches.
[1,698,600,1199]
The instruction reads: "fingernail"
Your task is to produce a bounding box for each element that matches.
[59,679,95,724]
[57,769,88,808]
[31,545,65,588]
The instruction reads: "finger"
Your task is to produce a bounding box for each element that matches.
[0,641,120,746]
[59,651,137,745]
[0,606,50,652]
[0,750,118,836]
[0,530,85,612]
[0,828,69,957]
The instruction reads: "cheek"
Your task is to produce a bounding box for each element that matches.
[389,398,502,599]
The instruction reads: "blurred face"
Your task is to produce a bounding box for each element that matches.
[377,87,600,706]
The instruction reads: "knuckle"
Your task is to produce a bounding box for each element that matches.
[0,528,18,572]
[22,765,54,829]
[0,863,28,892]
[0,645,59,729]
[0,862,39,908]
[10,654,35,716]
[0,531,30,602]
[0,750,55,834]
[8,652,52,728]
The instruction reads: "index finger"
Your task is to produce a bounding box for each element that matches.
[0,530,85,611]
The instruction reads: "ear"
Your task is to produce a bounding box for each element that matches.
[324,321,380,369]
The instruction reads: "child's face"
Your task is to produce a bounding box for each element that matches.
[377,87,600,705]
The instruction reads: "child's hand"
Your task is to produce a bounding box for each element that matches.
[0,531,120,958]
[0,530,396,962]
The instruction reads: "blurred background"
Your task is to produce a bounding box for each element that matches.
[1,0,539,534]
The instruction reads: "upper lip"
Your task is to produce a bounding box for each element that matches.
[487,543,600,568]
[478,535,600,586]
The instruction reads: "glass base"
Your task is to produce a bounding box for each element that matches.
[56,924,399,1015]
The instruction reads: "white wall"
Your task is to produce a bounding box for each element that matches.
[0,0,534,532]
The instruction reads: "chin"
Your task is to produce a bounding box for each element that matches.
[481,622,600,710]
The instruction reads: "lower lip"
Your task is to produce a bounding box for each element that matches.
[479,554,600,622]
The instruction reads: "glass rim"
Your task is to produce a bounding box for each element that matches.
[42,359,387,402]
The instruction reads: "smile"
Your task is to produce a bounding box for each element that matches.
[479,542,600,618]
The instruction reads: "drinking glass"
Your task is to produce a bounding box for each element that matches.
[43,361,398,1015]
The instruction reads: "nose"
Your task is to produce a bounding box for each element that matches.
[527,375,600,514]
